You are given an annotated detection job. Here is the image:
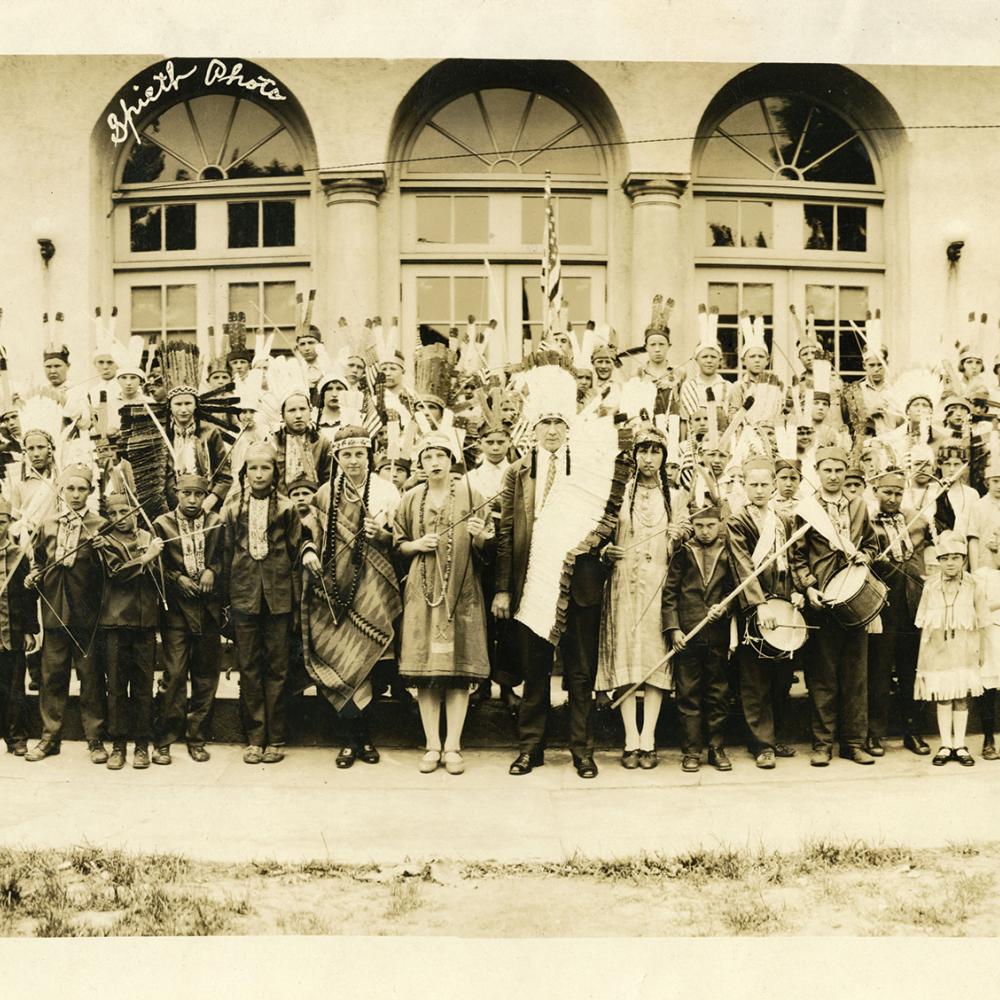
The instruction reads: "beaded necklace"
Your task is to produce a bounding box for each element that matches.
[418,478,455,610]
[324,471,371,620]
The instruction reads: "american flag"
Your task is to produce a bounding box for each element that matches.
[540,171,562,341]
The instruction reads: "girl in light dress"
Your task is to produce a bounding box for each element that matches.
[914,530,988,766]
[596,428,689,770]
[394,432,492,776]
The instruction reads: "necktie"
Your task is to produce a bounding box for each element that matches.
[541,453,557,509]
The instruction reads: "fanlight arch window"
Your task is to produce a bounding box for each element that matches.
[118,94,304,185]
[698,95,876,186]
[406,88,604,176]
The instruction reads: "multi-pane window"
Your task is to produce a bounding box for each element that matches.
[707,282,775,377]
[228,280,298,352]
[699,96,876,185]
[227,200,295,248]
[705,200,773,248]
[521,195,592,246]
[805,283,869,380]
[803,204,867,252]
[119,95,303,184]
[129,284,197,344]
[521,275,593,343]
[129,204,196,252]
[415,195,489,245]
[407,89,602,176]
[416,275,490,344]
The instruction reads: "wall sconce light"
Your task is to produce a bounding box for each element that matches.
[946,240,965,264]
[37,238,55,266]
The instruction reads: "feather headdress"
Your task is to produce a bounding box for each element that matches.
[644,294,674,342]
[695,303,722,357]
[618,377,657,424]
[92,307,122,365]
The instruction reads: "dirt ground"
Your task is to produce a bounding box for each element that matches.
[1,839,998,937]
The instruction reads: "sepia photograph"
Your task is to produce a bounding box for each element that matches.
[1,1,999,994]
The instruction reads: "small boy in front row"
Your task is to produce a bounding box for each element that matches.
[153,472,225,765]
[0,497,39,757]
[662,502,735,773]
[100,491,164,771]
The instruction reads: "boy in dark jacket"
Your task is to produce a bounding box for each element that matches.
[152,472,224,764]
[222,441,318,764]
[0,497,39,756]
[662,502,735,773]
[25,464,117,763]
[101,491,164,770]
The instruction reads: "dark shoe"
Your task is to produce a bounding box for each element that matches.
[357,743,380,765]
[708,747,732,772]
[982,738,999,761]
[903,733,931,756]
[336,746,356,769]
[810,747,831,767]
[932,746,951,766]
[864,737,885,757]
[242,745,263,765]
[755,748,776,769]
[620,749,640,770]
[132,745,150,769]
[839,746,875,765]
[773,743,797,758]
[573,754,598,779]
[468,681,491,707]
[509,750,544,775]
[25,740,60,762]
[681,754,700,773]
[7,739,27,757]
[638,749,658,770]
[952,746,976,767]
[152,746,171,766]
[106,745,127,771]
[87,740,109,765]
[261,745,285,764]
[187,743,210,763]
[390,685,414,704]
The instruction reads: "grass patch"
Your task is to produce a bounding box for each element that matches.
[384,881,423,920]
[717,887,785,936]
[887,872,995,934]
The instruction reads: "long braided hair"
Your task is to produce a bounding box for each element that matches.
[628,440,672,529]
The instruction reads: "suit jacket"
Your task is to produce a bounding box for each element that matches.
[495,454,606,615]
[726,506,794,611]
[153,509,224,634]
[33,510,116,631]
[100,527,162,629]
[661,539,734,646]
[222,493,316,616]
[790,494,877,593]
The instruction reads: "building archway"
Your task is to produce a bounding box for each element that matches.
[387,60,627,361]
[90,58,318,358]
[690,63,907,383]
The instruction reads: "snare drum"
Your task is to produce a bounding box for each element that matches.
[744,597,808,660]
[822,564,887,628]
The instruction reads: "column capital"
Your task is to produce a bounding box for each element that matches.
[623,172,689,203]
[319,170,387,207]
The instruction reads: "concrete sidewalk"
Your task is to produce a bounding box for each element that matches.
[1,741,998,864]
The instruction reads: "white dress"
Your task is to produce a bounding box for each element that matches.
[974,567,1000,690]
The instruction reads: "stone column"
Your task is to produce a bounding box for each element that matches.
[318,170,386,329]
[623,172,689,350]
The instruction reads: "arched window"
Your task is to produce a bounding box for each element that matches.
[693,91,884,383]
[107,60,314,355]
[398,82,610,358]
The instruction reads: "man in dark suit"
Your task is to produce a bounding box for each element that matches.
[790,443,879,767]
[493,411,606,779]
